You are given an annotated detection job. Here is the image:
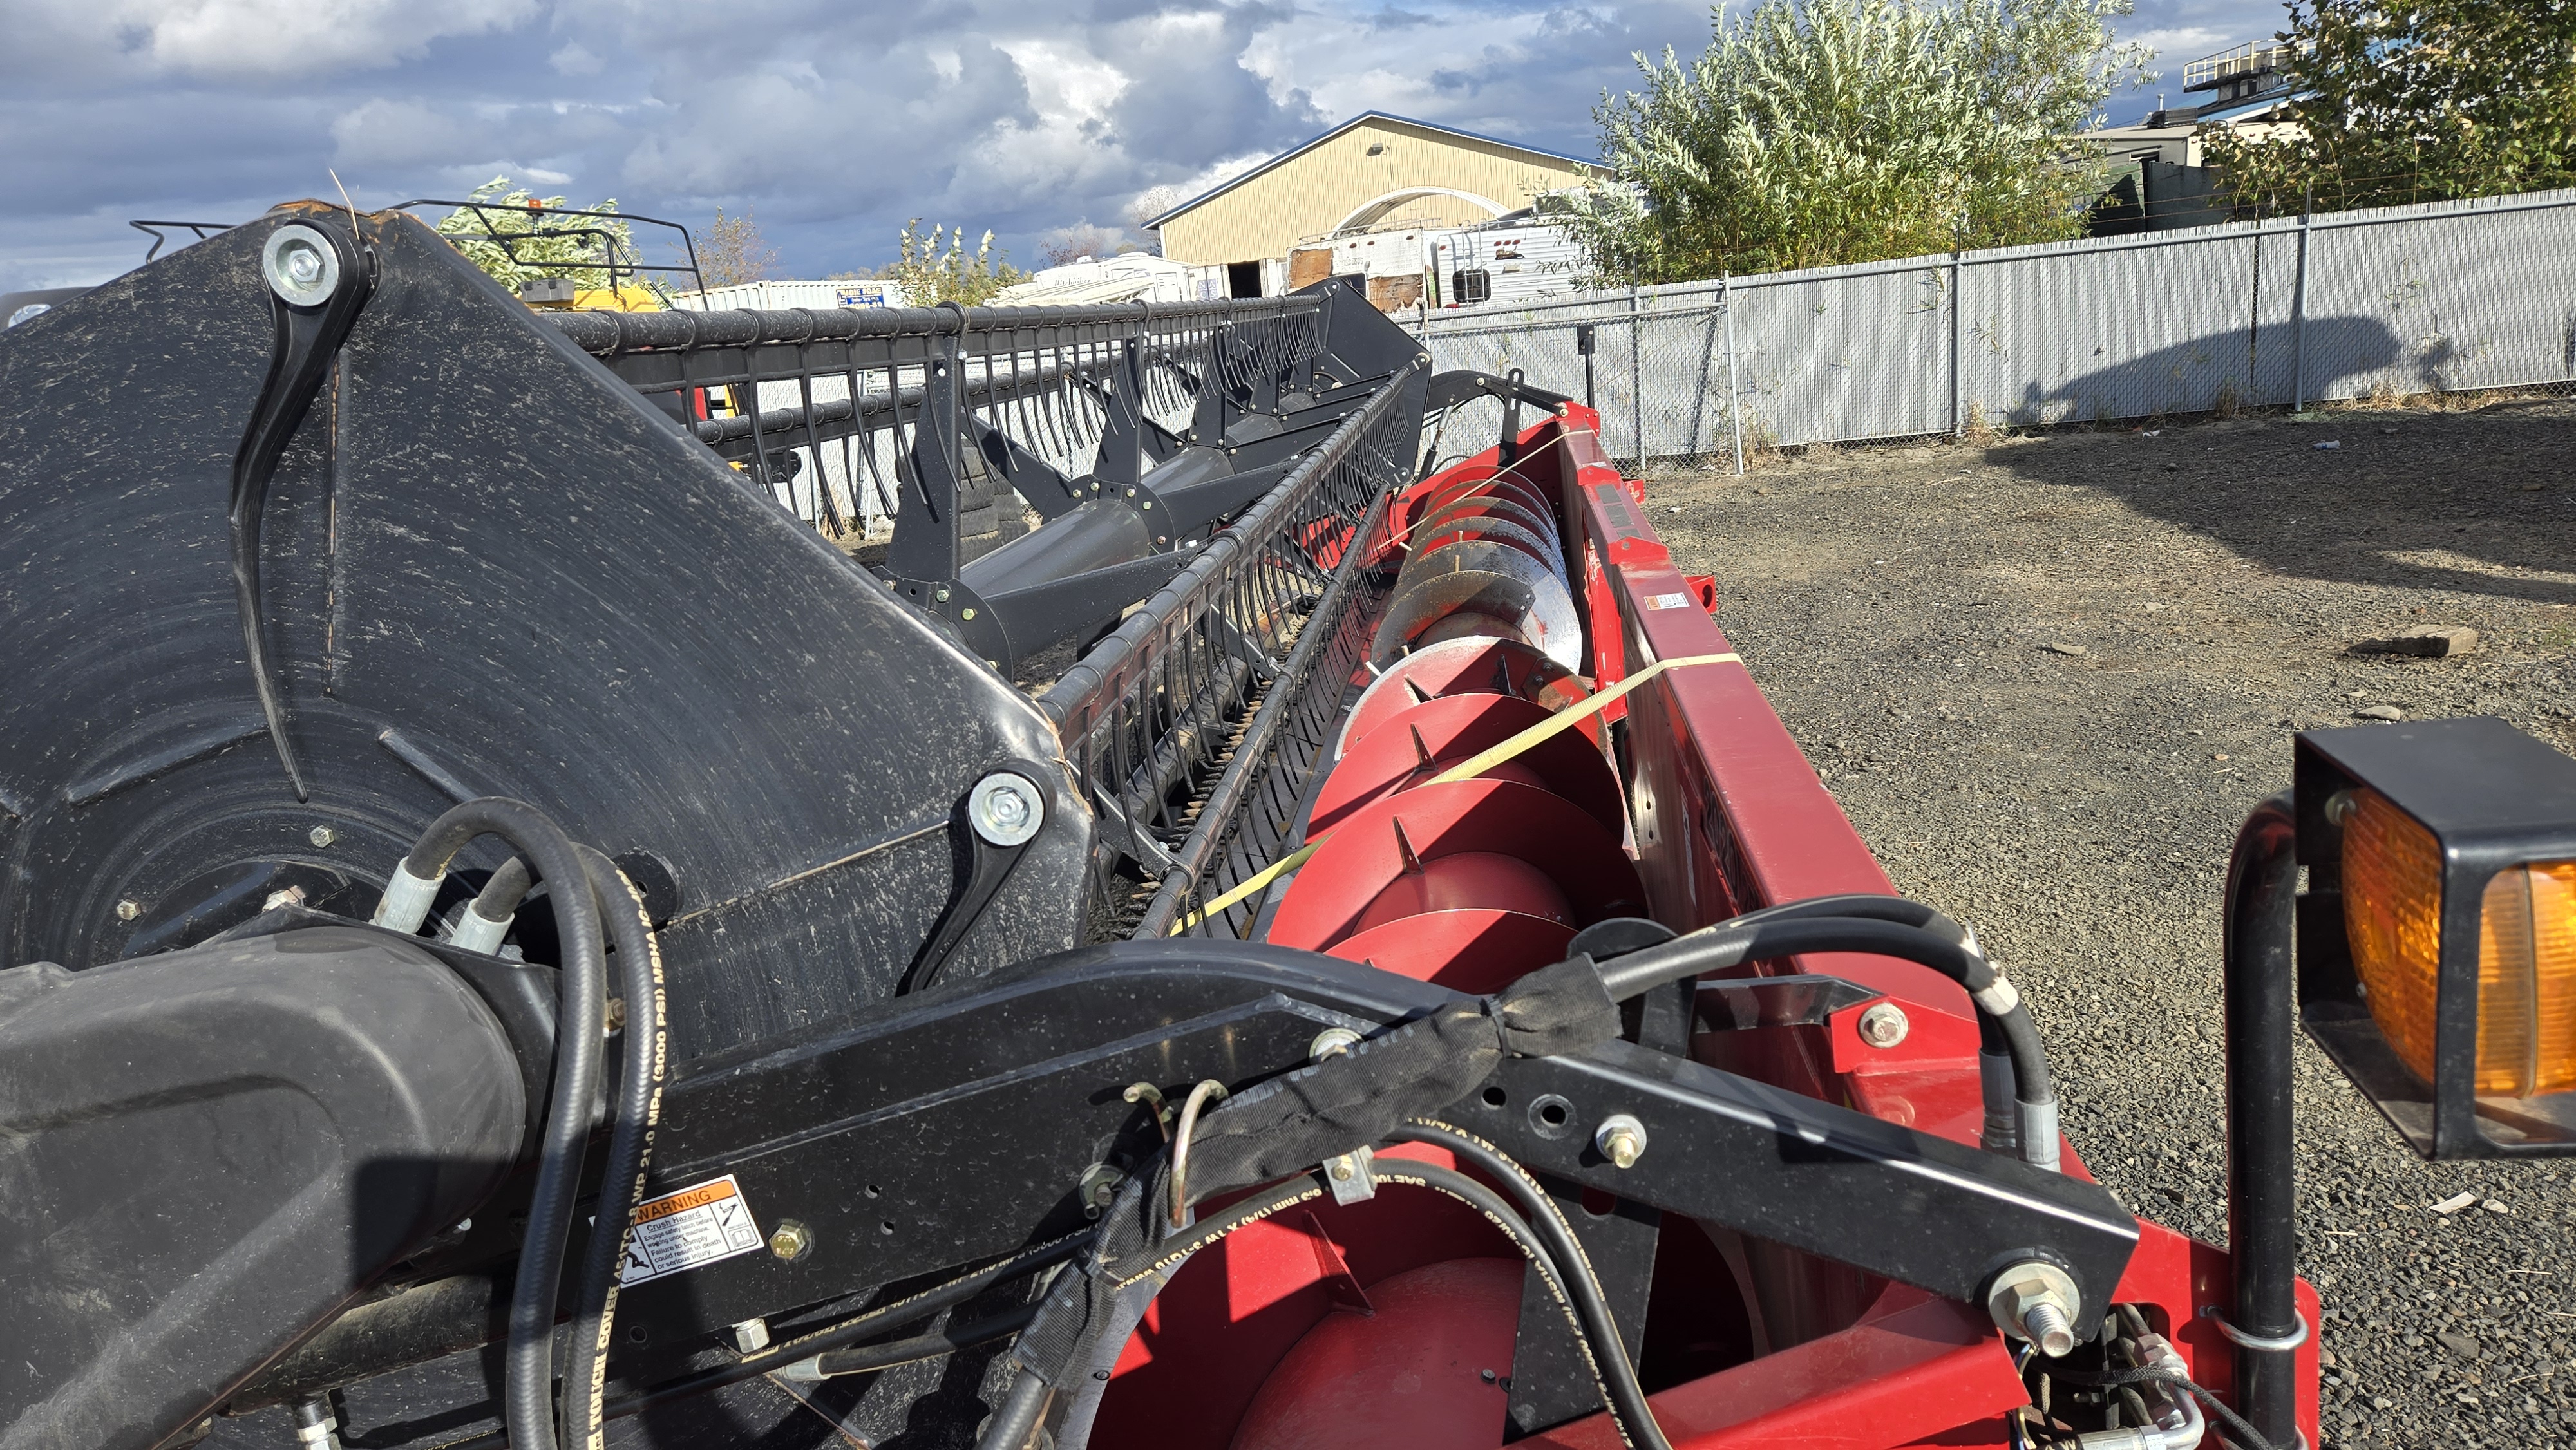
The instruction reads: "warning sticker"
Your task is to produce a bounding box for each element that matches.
[618,1175,766,1286]
[1643,591,1694,611]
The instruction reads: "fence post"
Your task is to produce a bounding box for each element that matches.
[1627,285,1644,468]
[1949,225,1965,438]
[2291,185,2313,411]
[1723,272,1745,476]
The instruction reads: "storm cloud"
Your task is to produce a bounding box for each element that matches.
[1,0,2278,292]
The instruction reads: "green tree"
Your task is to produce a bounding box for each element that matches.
[2205,3,2576,214]
[434,176,652,294]
[1564,0,2153,281]
[882,221,1027,305]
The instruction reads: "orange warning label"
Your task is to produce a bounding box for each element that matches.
[620,1174,764,1286]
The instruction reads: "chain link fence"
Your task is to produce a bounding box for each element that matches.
[1421,187,2576,467]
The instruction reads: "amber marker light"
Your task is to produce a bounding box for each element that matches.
[2293,717,2576,1158]
[2338,787,2576,1096]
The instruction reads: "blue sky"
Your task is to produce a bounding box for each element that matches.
[0,0,2293,294]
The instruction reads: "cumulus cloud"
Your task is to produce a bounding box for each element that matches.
[40,0,543,79]
[0,0,2291,292]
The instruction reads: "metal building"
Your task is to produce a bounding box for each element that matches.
[1146,112,1593,297]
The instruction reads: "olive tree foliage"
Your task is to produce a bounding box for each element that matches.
[880,221,1027,305]
[434,177,652,294]
[698,208,779,288]
[2205,1,2576,213]
[1562,0,2153,282]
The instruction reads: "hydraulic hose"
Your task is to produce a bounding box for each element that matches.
[1672,895,2027,1153]
[449,856,535,954]
[973,1364,1054,1450]
[560,847,669,1450]
[433,1232,1098,1449]
[797,1302,1045,1380]
[374,798,605,1450]
[1377,1142,1673,1450]
[1719,892,1973,945]
[1593,910,2063,1171]
[1596,914,1992,1002]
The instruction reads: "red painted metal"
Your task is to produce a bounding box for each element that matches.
[1267,778,1646,952]
[1093,1143,1506,1446]
[1096,403,2323,1450]
[1232,1257,1522,1450]
[1336,636,1594,760]
[1327,909,1577,993]
[1307,692,1624,835]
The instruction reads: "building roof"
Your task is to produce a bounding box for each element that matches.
[1145,112,1595,231]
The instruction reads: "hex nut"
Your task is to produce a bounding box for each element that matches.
[1985,1259,2081,1356]
[115,899,141,921]
[1077,1163,1126,1220]
[1593,1113,1649,1169]
[768,1220,813,1261]
[308,825,337,849]
[1857,1001,1911,1048]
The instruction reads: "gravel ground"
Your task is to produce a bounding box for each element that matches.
[1649,398,2576,1450]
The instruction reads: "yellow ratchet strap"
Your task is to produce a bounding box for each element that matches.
[1168,650,1743,934]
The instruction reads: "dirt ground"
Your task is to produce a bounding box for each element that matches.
[1649,397,2576,1450]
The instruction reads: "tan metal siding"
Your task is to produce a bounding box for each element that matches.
[1157,117,1588,267]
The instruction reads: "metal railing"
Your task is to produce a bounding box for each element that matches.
[2184,41,2296,91]
[1039,355,1427,938]
[551,297,1323,536]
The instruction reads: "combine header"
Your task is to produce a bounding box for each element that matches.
[5,200,2571,1450]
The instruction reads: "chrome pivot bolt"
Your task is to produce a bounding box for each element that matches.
[262,224,345,307]
[968,772,1044,847]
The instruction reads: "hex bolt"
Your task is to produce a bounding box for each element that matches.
[2022,1300,2076,1359]
[961,607,976,621]
[1593,1113,1649,1169]
[1309,1026,1363,1061]
[934,586,951,603]
[967,773,1044,847]
[308,825,337,849]
[115,899,141,921]
[261,225,342,307]
[1857,1001,1910,1048]
[1985,1259,2082,1358]
[768,1220,813,1261]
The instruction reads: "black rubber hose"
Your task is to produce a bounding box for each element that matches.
[972,1365,1052,1450]
[1719,892,1971,945]
[430,1232,1097,1448]
[1726,900,2052,1138]
[1370,1158,1672,1450]
[810,1302,1043,1378]
[471,855,535,922]
[1594,916,1996,1000]
[1387,1128,1672,1450]
[1709,896,2011,1063]
[558,848,668,1450]
[397,799,606,1450]
[1592,914,2059,1133]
